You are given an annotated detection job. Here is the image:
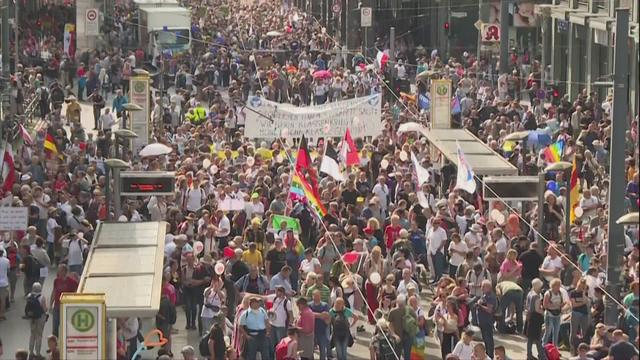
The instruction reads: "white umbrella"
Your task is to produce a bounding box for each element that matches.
[266,31,283,37]
[139,143,173,157]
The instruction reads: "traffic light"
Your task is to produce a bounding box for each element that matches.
[444,22,451,38]
[549,85,561,105]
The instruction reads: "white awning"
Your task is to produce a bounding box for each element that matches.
[78,222,167,318]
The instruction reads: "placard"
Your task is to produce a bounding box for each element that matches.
[430,80,452,129]
[0,207,28,231]
[242,94,382,139]
[129,75,150,153]
[60,293,107,360]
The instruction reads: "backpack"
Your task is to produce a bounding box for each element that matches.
[544,343,561,360]
[24,256,43,279]
[376,333,397,360]
[199,332,211,356]
[332,310,349,340]
[25,294,44,319]
[404,308,419,338]
[275,337,292,360]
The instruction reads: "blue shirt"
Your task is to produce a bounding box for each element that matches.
[476,292,497,326]
[240,308,268,331]
[309,301,330,334]
[270,273,293,294]
[112,95,128,113]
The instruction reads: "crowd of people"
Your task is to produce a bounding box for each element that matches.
[0,0,639,360]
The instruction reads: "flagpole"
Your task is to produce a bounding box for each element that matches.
[0,137,8,188]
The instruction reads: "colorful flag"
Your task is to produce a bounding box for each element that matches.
[320,143,344,182]
[454,141,477,194]
[1,143,15,193]
[418,93,430,110]
[339,128,360,167]
[290,171,327,218]
[44,133,58,154]
[451,95,461,115]
[543,139,564,163]
[295,135,320,197]
[569,156,580,223]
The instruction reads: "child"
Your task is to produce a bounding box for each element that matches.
[275,327,299,360]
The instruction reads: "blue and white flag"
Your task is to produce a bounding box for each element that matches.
[454,141,476,194]
[418,93,430,110]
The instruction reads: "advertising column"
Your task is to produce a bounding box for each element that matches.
[129,73,151,153]
[60,293,106,360]
[430,79,452,129]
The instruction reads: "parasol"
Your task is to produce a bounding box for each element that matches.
[139,143,173,157]
[312,70,332,79]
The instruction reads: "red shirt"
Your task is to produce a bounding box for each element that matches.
[296,307,315,335]
[384,224,402,250]
[52,276,79,309]
[162,282,177,305]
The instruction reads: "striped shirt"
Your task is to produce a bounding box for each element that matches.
[306,284,330,304]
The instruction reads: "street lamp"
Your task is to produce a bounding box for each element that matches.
[113,129,138,159]
[104,158,130,220]
[539,161,573,252]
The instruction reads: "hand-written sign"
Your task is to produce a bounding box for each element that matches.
[0,207,29,231]
[243,94,382,139]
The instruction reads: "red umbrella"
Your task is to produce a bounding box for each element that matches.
[342,251,360,265]
[312,70,332,79]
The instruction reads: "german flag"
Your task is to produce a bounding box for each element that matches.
[44,133,58,155]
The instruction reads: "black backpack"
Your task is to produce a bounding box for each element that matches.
[332,310,349,340]
[24,256,43,279]
[25,294,44,319]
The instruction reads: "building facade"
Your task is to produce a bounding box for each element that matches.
[535,0,639,114]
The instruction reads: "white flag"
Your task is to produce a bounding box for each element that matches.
[411,152,430,186]
[454,141,477,194]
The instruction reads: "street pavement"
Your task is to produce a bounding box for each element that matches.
[1,92,569,359]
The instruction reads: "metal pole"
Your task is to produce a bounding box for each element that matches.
[537,172,546,255]
[604,7,630,327]
[564,168,571,245]
[499,0,510,74]
[541,10,551,89]
[104,166,111,221]
[1,0,9,77]
[390,26,395,93]
[13,0,17,68]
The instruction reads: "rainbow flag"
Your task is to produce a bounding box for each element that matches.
[289,172,327,218]
[543,139,564,163]
[569,156,580,223]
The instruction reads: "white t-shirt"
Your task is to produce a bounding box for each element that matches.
[46,218,59,243]
[464,232,483,250]
[300,258,320,275]
[452,340,474,359]
[449,241,469,266]
[0,256,9,287]
[579,196,599,218]
[186,188,205,212]
[427,227,448,255]
[271,296,293,328]
[541,256,564,282]
[495,236,509,254]
[215,216,231,238]
[201,287,224,318]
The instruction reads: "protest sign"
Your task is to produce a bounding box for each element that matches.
[242,94,382,139]
[272,214,301,233]
[0,207,28,231]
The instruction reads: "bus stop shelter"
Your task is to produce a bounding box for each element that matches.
[424,129,518,176]
[77,221,167,358]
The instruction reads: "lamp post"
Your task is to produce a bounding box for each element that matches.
[113,128,138,159]
[542,161,573,252]
[104,158,130,220]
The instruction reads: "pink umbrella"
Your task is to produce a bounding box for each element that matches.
[342,251,360,265]
[312,70,332,79]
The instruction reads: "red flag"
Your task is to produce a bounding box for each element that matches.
[2,144,15,193]
[340,128,360,167]
[295,135,320,197]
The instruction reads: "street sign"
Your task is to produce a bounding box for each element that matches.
[481,23,501,42]
[360,7,372,27]
[120,171,176,196]
[332,2,341,14]
[85,8,99,36]
[60,293,106,360]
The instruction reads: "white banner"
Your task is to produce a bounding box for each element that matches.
[0,207,28,231]
[242,94,382,139]
[431,79,452,129]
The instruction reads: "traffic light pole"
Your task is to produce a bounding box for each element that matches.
[604,7,630,327]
